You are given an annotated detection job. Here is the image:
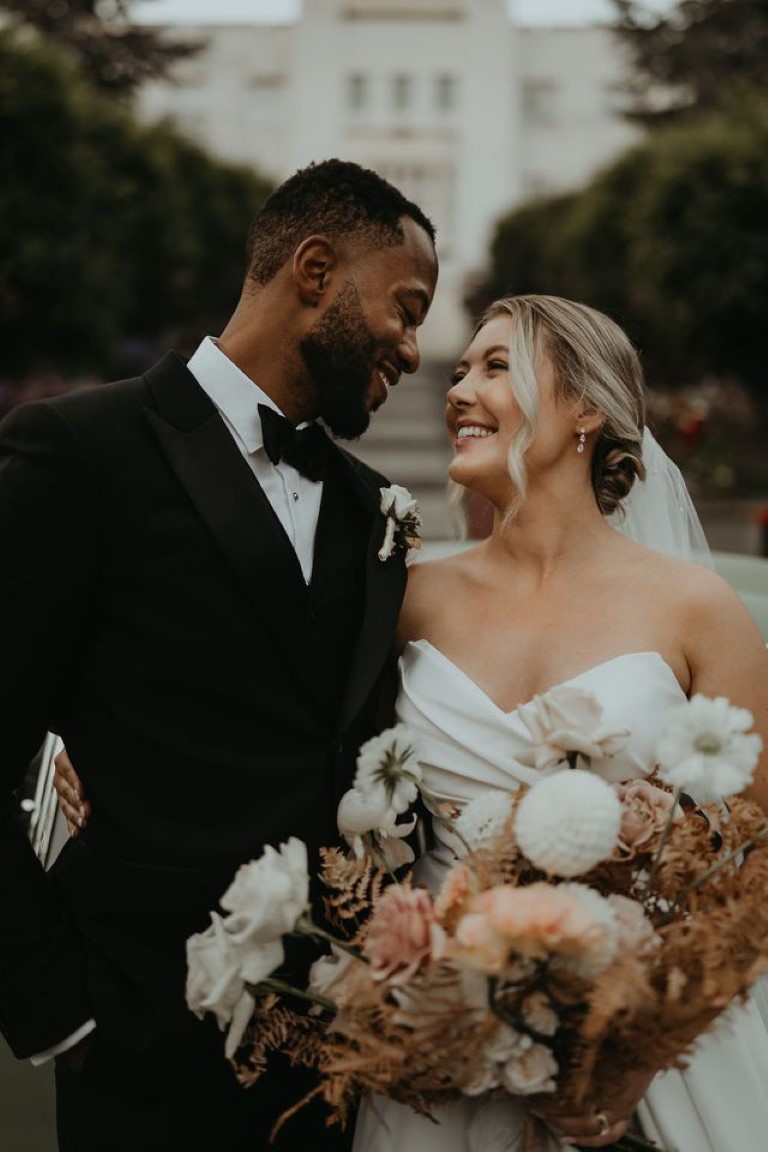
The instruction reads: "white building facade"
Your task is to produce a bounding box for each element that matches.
[138,0,640,355]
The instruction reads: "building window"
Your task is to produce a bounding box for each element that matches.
[522,78,561,126]
[391,73,411,113]
[435,74,457,114]
[347,72,369,113]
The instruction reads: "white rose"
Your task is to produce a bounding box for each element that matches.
[380,484,419,520]
[517,684,629,775]
[221,837,309,943]
[185,912,251,1031]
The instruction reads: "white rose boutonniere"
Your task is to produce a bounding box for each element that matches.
[378,484,422,562]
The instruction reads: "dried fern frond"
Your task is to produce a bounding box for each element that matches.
[319,847,392,934]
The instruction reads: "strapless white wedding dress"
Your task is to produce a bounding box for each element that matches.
[352,641,768,1152]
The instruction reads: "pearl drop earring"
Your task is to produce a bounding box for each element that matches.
[577,430,586,454]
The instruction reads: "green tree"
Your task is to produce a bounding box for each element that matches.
[0,0,201,98]
[478,92,768,406]
[0,31,273,382]
[610,0,768,125]
[624,94,768,395]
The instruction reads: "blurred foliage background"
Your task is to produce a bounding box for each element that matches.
[0,2,273,411]
[1,0,767,502]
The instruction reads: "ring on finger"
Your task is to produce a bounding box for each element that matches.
[595,1111,610,1137]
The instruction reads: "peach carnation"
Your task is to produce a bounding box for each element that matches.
[454,882,617,976]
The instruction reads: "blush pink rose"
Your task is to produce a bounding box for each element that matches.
[615,779,679,857]
[363,886,444,984]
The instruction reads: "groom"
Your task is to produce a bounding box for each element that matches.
[0,158,438,1151]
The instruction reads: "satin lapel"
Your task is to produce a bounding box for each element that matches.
[142,355,324,709]
[332,448,408,734]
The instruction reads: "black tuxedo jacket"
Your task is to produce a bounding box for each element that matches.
[0,353,406,1059]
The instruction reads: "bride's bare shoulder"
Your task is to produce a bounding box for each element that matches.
[406,543,483,588]
[398,544,482,645]
[618,539,729,598]
[617,538,757,633]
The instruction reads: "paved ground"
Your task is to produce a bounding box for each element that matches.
[0,1040,56,1152]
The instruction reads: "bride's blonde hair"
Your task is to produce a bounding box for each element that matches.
[453,294,647,525]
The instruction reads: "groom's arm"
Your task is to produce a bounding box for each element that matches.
[0,398,100,1057]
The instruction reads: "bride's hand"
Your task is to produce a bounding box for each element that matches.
[530,1067,654,1147]
[53,747,91,837]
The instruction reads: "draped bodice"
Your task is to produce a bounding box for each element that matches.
[396,641,687,885]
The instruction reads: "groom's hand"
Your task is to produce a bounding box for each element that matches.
[53,747,91,836]
[60,1033,93,1074]
[530,1066,654,1147]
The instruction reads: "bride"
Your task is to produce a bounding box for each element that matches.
[352,294,768,1151]
[55,294,768,1150]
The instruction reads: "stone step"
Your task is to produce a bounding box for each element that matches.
[347,443,452,486]
[345,419,448,444]
[341,360,456,538]
[370,385,448,424]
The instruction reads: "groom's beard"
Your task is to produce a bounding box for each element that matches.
[299,282,378,440]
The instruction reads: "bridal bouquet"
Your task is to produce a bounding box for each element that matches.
[186,691,768,1149]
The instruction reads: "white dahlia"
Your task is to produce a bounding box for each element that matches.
[656,694,762,803]
[514,769,622,877]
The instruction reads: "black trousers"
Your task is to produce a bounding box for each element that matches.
[54,1016,355,1152]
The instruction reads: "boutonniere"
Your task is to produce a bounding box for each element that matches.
[378,484,422,562]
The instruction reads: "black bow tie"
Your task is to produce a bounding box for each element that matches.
[258,404,329,482]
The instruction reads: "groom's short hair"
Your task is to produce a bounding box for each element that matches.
[245,158,436,286]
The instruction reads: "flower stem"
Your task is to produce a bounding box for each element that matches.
[250,977,336,1014]
[295,915,369,963]
[644,788,682,889]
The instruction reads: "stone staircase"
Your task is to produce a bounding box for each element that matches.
[343,360,455,539]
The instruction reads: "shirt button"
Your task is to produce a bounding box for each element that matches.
[292,491,299,502]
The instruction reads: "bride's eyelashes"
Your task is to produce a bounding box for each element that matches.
[447,360,509,388]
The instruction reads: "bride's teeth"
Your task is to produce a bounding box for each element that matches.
[457,426,494,439]
[378,370,389,392]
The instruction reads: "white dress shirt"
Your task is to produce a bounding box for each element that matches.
[187,336,324,584]
[31,338,325,1066]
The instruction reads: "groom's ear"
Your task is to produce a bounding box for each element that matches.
[292,235,338,306]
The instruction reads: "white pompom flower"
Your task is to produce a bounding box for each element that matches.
[453,789,518,852]
[656,694,763,803]
[514,769,622,877]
